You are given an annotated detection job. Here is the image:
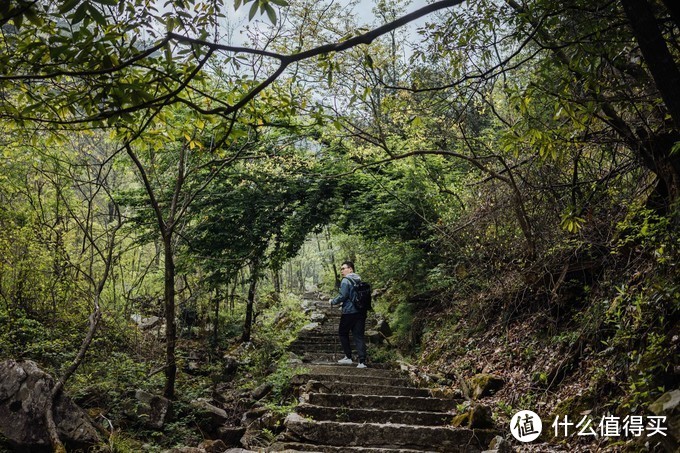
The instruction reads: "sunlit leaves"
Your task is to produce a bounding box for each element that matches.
[560,209,585,233]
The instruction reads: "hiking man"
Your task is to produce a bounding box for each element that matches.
[329,260,367,368]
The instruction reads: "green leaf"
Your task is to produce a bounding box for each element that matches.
[248,1,258,21]
[12,12,23,30]
[72,2,88,24]
[24,7,43,26]
[87,3,107,25]
[264,3,276,25]
[670,141,680,156]
[269,0,289,6]
[59,0,81,14]
[91,0,118,4]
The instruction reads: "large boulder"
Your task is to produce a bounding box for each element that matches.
[0,360,100,450]
[130,314,163,330]
[451,404,495,429]
[648,389,680,451]
[469,373,505,399]
[134,389,172,429]
[191,399,230,433]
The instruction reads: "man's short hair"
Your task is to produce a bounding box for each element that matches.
[342,261,355,272]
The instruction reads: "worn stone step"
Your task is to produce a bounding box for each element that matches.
[290,342,348,350]
[283,413,497,452]
[270,441,433,452]
[302,353,382,364]
[301,353,348,363]
[303,380,432,398]
[304,365,401,378]
[303,393,458,412]
[295,403,453,426]
[295,335,340,342]
[288,339,354,352]
[291,373,409,388]
[300,329,345,336]
[292,338,345,345]
[291,347,344,356]
[290,345,348,354]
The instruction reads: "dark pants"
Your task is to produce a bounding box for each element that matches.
[338,312,367,363]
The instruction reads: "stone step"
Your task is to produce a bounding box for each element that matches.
[301,353,347,363]
[295,404,453,426]
[283,413,498,452]
[296,334,340,342]
[302,353,378,363]
[303,380,432,398]
[291,347,344,355]
[303,393,458,412]
[292,338,344,345]
[291,373,409,388]
[300,328,345,335]
[294,344,343,353]
[304,365,401,378]
[270,441,431,452]
[290,344,348,353]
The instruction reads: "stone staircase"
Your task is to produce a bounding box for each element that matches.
[269,295,499,452]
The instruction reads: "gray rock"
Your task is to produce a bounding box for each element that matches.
[251,383,273,401]
[163,448,205,453]
[0,360,100,449]
[135,389,172,429]
[300,322,320,332]
[198,439,228,452]
[452,404,495,429]
[486,435,511,453]
[649,389,680,451]
[222,355,239,379]
[376,319,393,338]
[191,399,229,433]
[242,406,269,427]
[130,314,163,329]
[365,330,383,344]
[218,425,247,446]
[469,373,505,399]
[310,313,326,323]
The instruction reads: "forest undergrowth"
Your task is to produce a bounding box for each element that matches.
[392,206,679,451]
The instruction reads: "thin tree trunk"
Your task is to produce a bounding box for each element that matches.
[212,286,220,349]
[273,269,281,294]
[46,190,121,452]
[162,234,177,399]
[241,263,258,343]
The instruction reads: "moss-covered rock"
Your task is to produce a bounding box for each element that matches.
[469,373,505,399]
[648,389,680,452]
[451,404,495,429]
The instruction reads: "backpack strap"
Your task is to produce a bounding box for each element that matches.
[343,276,358,303]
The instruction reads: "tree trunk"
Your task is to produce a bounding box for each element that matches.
[241,262,258,343]
[162,234,177,399]
[620,0,680,205]
[660,0,680,28]
[620,0,680,130]
[273,269,281,294]
[212,286,220,349]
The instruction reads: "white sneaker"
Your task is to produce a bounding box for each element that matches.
[337,357,353,365]
[356,363,367,369]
